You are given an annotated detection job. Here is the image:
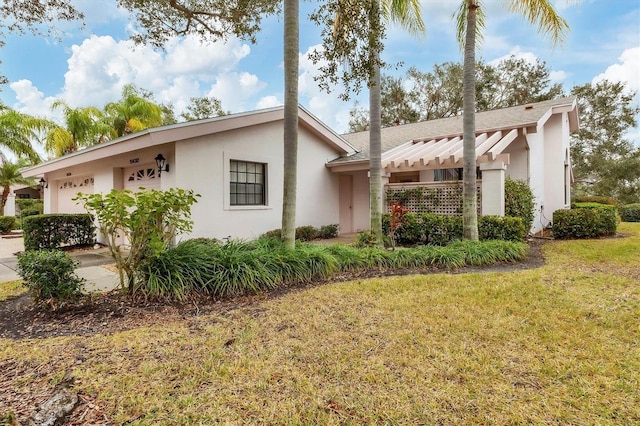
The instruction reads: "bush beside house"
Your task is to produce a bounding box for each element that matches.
[619,203,640,222]
[552,204,617,239]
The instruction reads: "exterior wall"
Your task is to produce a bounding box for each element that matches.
[175,122,342,240]
[526,130,544,233]
[542,113,569,229]
[351,171,370,232]
[503,135,529,182]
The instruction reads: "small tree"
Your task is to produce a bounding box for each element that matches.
[76,188,199,294]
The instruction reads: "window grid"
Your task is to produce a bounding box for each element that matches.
[230,160,266,206]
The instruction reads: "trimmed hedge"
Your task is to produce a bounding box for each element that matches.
[261,224,340,241]
[0,216,16,233]
[382,213,526,246]
[573,195,617,205]
[619,203,640,222]
[22,214,96,251]
[552,205,617,239]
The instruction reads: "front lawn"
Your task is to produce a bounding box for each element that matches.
[1,223,639,424]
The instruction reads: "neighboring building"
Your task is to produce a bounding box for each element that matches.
[22,98,578,239]
[330,96,579,235]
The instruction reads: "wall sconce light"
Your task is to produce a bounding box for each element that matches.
[154,154,169,177]
[38,177,48,189]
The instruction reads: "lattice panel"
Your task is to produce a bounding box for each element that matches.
[385,182,482,215]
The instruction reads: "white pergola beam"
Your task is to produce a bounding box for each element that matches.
[487,128,518,160]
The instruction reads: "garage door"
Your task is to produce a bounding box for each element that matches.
[57,176,94,213]
[124,165,161,191]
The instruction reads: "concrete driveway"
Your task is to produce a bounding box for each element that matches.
[0,232,120,292]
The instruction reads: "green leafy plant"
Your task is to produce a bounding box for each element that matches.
[552,205,618,239]
[17,250,85,308]
[573,195,617,205]
[22,214,95,250]
[504,177,535,231]
[317,224,339,239]
[0,216,16,233]
[387,201,409,249]
[295,225,318,242]
[619,203,640,222]
[76,188,199,294]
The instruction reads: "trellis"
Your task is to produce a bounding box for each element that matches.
[385,181,482,215]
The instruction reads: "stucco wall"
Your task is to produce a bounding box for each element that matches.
[503,135,529,182]
[175,122,342,240]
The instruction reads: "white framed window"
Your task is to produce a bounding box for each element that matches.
[230,160,266,206]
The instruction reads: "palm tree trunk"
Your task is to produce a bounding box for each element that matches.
[1,185,9,216]
[369,61,383,246]
[282,0,299,249]
[462,0,479,241]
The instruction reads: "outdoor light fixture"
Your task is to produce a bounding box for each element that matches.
[154,153,169,177]
[38,177,47,189]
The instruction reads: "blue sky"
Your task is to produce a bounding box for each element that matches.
[1,0,638,138]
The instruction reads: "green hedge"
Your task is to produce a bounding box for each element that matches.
[261,224,339,241]
[619,203,640,222]
[22,214,96,251]
[505,178,535,231]
[573,195,617,205]
[0,216,16,233]
[17,250,85,307]
[16,199,43,215]
[552,205,618,239]
[382,213,526,246]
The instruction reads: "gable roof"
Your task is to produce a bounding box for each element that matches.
[23,105,359,177]
[333,97,578,165]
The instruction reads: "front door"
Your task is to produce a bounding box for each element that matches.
[339,174,353,234]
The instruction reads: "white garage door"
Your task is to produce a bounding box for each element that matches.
[57,176,94,213]
[124,165,161,191]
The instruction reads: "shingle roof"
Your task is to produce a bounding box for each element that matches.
[333,97,576,164]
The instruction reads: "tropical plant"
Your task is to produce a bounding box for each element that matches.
[45,100,112,156]
[103,84,165,138]
[311,0,425,247]
[0,105,47,163]
[0,159,36,216]
[455,0,569,240]
[76,188,200,293]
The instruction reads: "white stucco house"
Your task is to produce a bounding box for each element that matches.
[21,97,578,239]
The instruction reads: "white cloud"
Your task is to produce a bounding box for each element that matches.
[256,96,281,109]
[592,46,640,93]
[549,70,568,82]
[488,46,538,66]
[9,80,58,119]
[9,34,269,122]
[297,44,357,133]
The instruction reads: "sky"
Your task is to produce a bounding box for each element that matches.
[0,0,638,142]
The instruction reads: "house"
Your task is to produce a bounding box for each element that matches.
[22,97,578,240]
[22,106,359,240]
[330,96,579,235]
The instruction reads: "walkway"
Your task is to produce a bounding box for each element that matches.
[0,232,120,292]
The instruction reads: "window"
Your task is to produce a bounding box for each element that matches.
[230,160,266,206]
[434,167,482,182]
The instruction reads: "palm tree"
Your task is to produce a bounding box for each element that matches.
[0,106,46,163]
[455,0,569,240]
[281,0,299,249]
[337,0,424,246]
[45,100,112,157]
[0,160,36,216]
[103,84,164,138]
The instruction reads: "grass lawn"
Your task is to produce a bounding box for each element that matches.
[1,223,639,424]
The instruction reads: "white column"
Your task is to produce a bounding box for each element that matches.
[480,161,507,216]
[4,192,16,216]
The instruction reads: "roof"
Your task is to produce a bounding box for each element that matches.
[23,105,359,177]
[333,97,578,165]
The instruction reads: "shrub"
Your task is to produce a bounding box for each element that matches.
[317,224,339,239]
[19,207,42,218]
[354,231,379,248]
[17,250,84,307]
[261,224,340,241]
[552,205,618,239]
[295,225,318,242]
[77,188,199,293]
[619,203,640,222]
[22,214,95,251]
[504,177,535,231]
[479,216,526,242]
[15,198,43,211]
[573,195,617,205]
[383,212,523,246]
[0,216,16,233]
